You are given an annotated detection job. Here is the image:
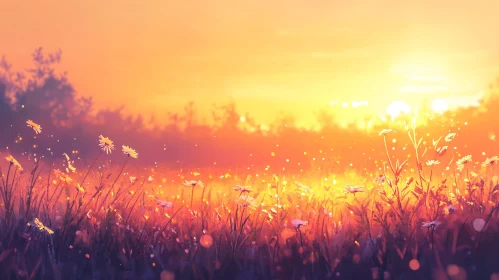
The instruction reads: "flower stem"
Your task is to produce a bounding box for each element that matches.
[191,186,195,209]
[79,150,103,187]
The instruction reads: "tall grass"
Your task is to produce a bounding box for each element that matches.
[1,121,499,280]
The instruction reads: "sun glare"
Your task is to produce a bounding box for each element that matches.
[386,101,411,118]
[431,99,448,114]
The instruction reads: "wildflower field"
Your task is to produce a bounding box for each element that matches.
[2,50,499,280]
[2,113,499,280]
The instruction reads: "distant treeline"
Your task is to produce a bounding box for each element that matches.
[1,48,499,169]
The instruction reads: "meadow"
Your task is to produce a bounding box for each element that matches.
[2,50,499,280]
[2,116,499,280]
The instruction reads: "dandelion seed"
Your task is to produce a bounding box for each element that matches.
[156,199,173,208]
[234,185,252,193]
[482,156,499,167]
[235,195,258,209]
[291,219,308,229]
[379,129,395,136]
[183,180,203,188]
[98,135,115,154]
[344,185,365,194]
[122,145,138,159]
[148,176,154,182]
[421,221,441,229]
[426,160,440,166]
[4,155,23,171]
[129,176,137,184]
[26,120,42,134]
[456,155,472,166]
[445,132,456,142]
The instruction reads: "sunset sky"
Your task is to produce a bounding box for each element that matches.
[2,0,499,127]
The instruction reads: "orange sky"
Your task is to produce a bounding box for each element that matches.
[1,0,499,127]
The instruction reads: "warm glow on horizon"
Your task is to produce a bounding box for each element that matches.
[431,99,449,114]
[386,101,411,118]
